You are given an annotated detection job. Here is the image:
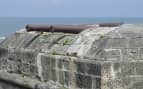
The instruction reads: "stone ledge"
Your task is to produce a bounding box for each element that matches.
[0,71,64,89]
[0,71,39,89]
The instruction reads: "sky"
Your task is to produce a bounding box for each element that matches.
[0,0,143,17]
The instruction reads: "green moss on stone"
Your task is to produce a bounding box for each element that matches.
[52,49,57,55]
[63,39,70,45]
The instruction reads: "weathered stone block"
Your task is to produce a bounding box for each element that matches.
[140,48,143,60]
[50,57,56,70]
[0,48,8,70]
[129,38,143,47]
[29,65,38,77]
[8,49,37,64]
[101,62,111,78]
[76,74,92,88]
[0,48,8,57]
[0,81,27,89]
[76,61,87,74]
[21,63,30,74]
[50,69,57,82]
[59,71,64,85]
[7,60,21,73]
[105,38,127,48]
[101,62,122,78]
[41,69,50,82]
[64,71,71,86]
[121,48,139,60]
[103,77,143,89]
[76,61,101,76]
[58,71,71,86]
[58,59,70,70]
[121,62,143,75]
[95,78,101,89]
[87,63,101,76]
[41,55,51,69]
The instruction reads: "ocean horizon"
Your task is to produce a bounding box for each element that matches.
[1,17,143,37]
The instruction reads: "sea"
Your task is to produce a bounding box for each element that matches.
[1,17,143,37]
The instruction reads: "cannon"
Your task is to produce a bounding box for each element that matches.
[26,24,91,34]
[98,22,124,27]
[26,23,123,34]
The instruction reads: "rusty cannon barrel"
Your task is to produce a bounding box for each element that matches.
[26,25,51,32]
[26,24,91,34]
[26,23,123,34]
[99,22,124,27]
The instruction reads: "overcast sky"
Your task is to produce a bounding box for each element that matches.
[0,0,142,17]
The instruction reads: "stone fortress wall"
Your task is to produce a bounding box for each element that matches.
[0,24,142,89]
